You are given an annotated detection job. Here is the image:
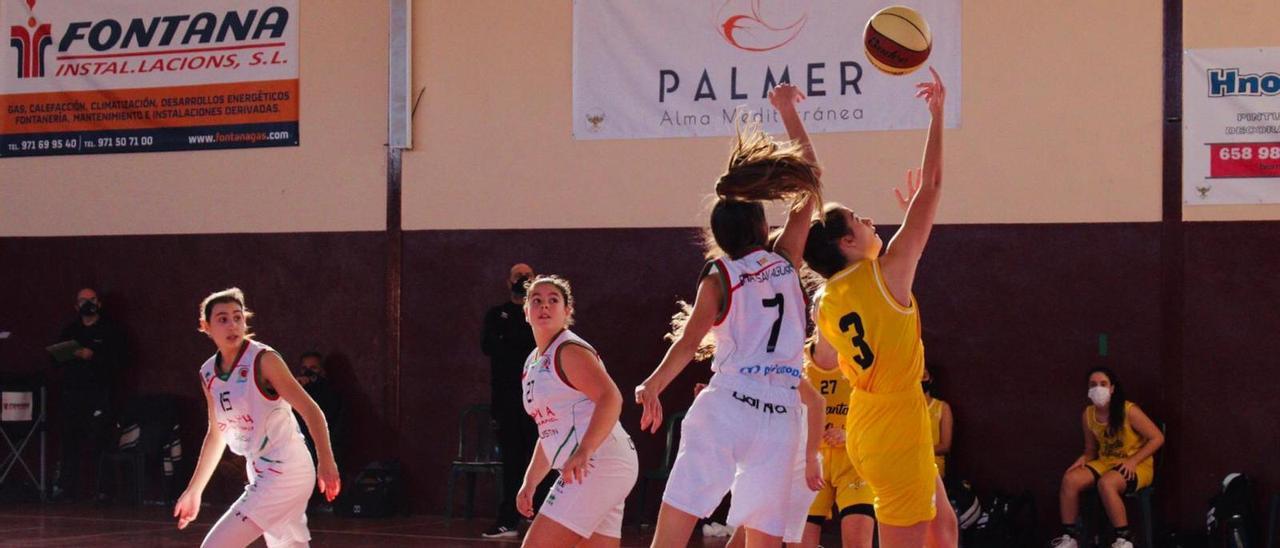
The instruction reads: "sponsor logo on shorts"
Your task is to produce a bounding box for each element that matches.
[732,390,789,414]
[737,363,802,378]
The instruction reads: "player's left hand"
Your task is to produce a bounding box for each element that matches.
[317,457,341,502]
[1114,459,1138,482]
[805,455,824,491]
[559,449,593,485]
[822,425,846,448]
[893,168,923,212]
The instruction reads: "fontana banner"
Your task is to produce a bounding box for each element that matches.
[1,0,298,157]
[1183,48,1280,205]
[572,0,961,140]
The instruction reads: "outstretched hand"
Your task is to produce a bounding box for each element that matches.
[893,168,923,212]
[915,67,945,117]
[768,83,805,111]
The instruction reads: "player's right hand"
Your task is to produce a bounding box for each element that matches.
[635,382,664,434]
[173,488,201,529]
[1066,456,1087,473]
[516,482,535,518]
[822,425,846,447]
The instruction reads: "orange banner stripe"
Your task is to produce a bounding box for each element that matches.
[2,79,298,134]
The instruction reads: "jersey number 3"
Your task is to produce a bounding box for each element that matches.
[838,312,875,370]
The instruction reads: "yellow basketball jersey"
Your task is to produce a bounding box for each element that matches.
[1086,402,1149,464]
[815,259,924,394]
[804,345,852,433]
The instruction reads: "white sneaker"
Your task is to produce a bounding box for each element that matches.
[1111,538,1134,548]
[1049,534,1078,548]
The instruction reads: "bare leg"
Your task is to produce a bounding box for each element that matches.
[877,521,927,548]
[202,508,265,548]
[925,476,958,548]
[840,514,875,548]
[522,514,585,548]
[649,503,701,548]
[1059,467,1098,526]
[578,532,622,548]
[743,526,783,548]
[1096,471,1130,529]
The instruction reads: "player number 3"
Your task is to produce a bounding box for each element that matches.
[838,312,875,370]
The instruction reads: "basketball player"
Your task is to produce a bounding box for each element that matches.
[635,83,823,547]
[174,288,340,548]
[804,67,958,547]
[515,276,638,548]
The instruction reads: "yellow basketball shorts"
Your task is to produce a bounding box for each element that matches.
[1085,458,1154,492]
[845,388,937,527]
[808,446,875,519]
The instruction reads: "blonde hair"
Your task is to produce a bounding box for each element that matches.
[715,119,823,210]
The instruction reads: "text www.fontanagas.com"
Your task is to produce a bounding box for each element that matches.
[189,130,291,144]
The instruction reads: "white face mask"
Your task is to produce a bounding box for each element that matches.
[1088,386,1111,407]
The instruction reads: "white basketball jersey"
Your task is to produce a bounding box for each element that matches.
[522,329,628,470]
[706,249,808,389]
[199,339,304,458]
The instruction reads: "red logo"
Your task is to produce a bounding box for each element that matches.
[9,0,52,78]
[716,0,809,53]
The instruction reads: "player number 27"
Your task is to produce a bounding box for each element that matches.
[838,312,875,370]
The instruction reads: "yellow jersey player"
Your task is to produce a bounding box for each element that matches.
[803,67,957,548]
[802,341,876,548]
[922,368,952,478]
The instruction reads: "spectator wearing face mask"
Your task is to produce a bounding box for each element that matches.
[51,287,128,501]
[1050,367,1164,548]
[479,263,538,539]
[294,351,343,469]
[921,367,952,479]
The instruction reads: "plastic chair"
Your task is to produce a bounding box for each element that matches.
[634,410,686,527]
[445,404,503,520]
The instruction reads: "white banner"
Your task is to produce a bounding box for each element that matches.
[572,0,961,140]
[1,391,32,422]
[1183,48,1280,205]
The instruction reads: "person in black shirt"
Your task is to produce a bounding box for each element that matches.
[479,263,537,538]
[294,352,343,470]
[52,287,127,501]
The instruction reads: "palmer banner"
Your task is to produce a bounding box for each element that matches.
[1,0,298,157]
[1183,48,1280,205]
[572,0,961,140]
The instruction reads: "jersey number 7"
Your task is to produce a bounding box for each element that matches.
[838,312,875,370]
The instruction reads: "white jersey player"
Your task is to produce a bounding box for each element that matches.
[635,81,825,548]
[174,288,340,548]
[517,276,637,548]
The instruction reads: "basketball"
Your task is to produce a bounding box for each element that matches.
[863,5,932,75]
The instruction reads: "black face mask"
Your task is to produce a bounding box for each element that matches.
[79,301,99,317]
[921,380,933,394]
[511,275,531,297]
[302,368,320,380]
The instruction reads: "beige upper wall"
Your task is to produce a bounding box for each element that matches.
[1183,0,1280,222]
[0,0,388,236]
[403,1,1163,230]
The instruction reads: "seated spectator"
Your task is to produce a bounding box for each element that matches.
[1051,367,1164,548]
[922,367,952,478]
[294,351,343,465]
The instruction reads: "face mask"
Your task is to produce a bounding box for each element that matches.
[1088,386,1111,407]
[921,380,933,394]
[511,275,531,297]
[302,368,319,380]
[79,301,99,317]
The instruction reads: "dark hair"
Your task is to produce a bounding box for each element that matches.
[804,204,855,278]
[1088,366,1127,436]
[705,198,768,259]
[524,275,576,326]
[199,287,251,324]
[300,351,323,362]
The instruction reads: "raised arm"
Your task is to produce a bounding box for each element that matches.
[174,379,227,529]
[768,83,820,265]
[635,274,723,434]
[260,352,341,501]
[881,67,945,304]
[554,344,624,485]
